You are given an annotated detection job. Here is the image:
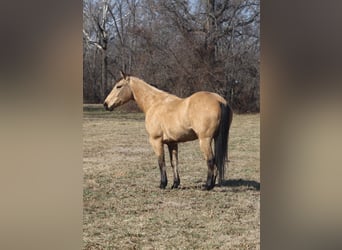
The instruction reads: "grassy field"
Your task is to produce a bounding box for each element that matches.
[83,104,260,249]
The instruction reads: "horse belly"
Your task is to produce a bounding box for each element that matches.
[162,127,197,143]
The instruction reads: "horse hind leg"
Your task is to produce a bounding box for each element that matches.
[206,159,217,190]
[168,143,180,189]
[199,137,217,190]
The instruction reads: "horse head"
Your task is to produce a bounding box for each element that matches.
[103,71,134,111]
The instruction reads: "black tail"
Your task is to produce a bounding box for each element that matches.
[214,103,233,185]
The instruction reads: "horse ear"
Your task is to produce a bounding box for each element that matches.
[120,70,127,80]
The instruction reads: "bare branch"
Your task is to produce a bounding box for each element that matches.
[83,29,104,50]
[215,0,230,19]
[108,6,124,46]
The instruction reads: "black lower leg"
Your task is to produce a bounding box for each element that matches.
[159,157,167,189]
[205,175,215,190]
[171,177,180,189]
[205,158,216,190]
[160,174,167,189]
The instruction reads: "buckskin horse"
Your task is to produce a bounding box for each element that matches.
[103,71,233,190]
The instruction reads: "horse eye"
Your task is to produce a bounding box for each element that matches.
[117,85,122,89]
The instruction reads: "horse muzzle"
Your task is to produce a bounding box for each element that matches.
[103,102,113,111]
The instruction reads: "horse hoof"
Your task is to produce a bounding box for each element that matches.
[159,183,167,189]
[171,180,180,189]
[204,184,215,191]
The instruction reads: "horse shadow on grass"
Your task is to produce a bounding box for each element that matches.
[179,179,260,191]
[220,179,260,191]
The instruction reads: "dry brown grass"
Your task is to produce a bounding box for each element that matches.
[83,104,260,249]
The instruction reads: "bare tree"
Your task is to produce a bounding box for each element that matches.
[83,0,260,112]
[83,0,110,100]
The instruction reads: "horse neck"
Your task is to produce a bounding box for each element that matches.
[129,77,167,113]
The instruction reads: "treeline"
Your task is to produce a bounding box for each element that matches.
[83,0,260,113]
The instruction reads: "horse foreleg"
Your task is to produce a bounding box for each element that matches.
[150,137,167,189]
[199,137,216,190]
[168,143,180,189]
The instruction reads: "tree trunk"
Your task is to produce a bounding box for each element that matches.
[206,0,216,66]
[101,48,107,100]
